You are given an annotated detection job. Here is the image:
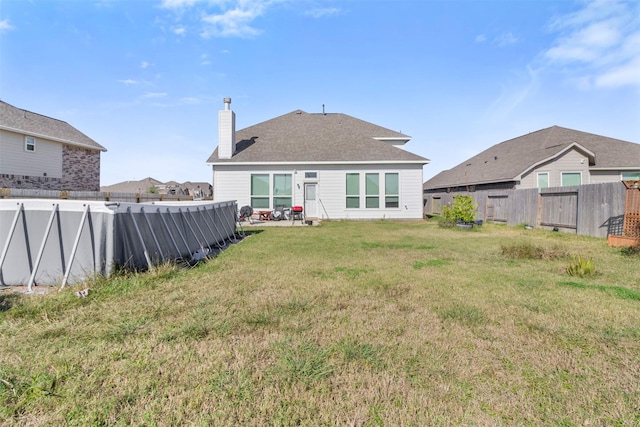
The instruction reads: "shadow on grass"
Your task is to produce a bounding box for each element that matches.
[0,291,21,312]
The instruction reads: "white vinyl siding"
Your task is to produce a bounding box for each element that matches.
[0,130,63,178]
[212,163,425,220]
[518,149,590,189]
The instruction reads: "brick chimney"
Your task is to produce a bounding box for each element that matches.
[217,97,235,159]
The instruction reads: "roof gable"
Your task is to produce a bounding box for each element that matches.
[424,126,640,189]
[0,100,106,151]
[207,110,428,164]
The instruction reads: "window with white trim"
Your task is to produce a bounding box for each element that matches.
[537,172,549,189]
[346,173,360,208]
[385,173,399,208]
[561,172,581,186]
[273,174,292,208]
[250,174,269,208]
[365,173,379,208]
[25,136,35,152]
[622,172,640,181]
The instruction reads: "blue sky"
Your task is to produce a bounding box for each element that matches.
[1,0,639,186]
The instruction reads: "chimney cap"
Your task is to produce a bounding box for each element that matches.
[223,97,231,104]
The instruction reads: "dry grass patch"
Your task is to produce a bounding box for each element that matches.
[1,221,639,425]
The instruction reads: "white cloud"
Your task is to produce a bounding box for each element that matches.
[475,34,487,43]
[160,0,286,39]
[118,79,138,85]
[495,32,518,47]
[140,61,152,69]
[160,0,205,9]
[484,66,540,122]
[0,19,14,32]
[142,92,168,98]
[201,4,266,38]
[543,0,640,90]
[304,7,342,18]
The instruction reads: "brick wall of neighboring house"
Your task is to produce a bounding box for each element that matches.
[0,174,63,190]
[62,145,101,191]
[0,146,101,190]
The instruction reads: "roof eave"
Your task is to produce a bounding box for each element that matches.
[208,159,430,166]
[518,142,594,179]
[0,125,107,152]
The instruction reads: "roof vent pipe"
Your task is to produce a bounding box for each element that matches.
[223,97,231,110]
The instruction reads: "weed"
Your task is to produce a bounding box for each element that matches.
[333,338,381,365]
[619,245,640,257]
[272,339,333,384]
[566,255,596,277]
[500,242,568,260]
[413,259,449,269]
[437,304,485,327]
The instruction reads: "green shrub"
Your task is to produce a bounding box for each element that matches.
[441,195,477,224]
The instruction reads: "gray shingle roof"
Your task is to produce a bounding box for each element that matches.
[207,110,429,164]
[0,100,106,151]
[424,126,640,190]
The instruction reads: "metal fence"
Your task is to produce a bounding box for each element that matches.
[424,182,627,238]
[0,188,200,202]
[0,199,239,288]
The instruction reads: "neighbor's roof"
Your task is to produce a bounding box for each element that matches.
[101,177,164,193]
[101,178,210,193]
[424,126,640,190]
[207,110,429,164]
[0,100,106,151]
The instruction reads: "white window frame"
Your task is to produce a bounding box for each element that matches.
[537,172,549,189]
[561,171,582,187]
[621,171,640,181]
[25,136,36,152]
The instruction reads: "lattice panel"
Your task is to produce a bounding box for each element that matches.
[623,181,640,238]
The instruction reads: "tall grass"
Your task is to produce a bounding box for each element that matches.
[1,221,639,425]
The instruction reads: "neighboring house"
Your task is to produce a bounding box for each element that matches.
[206,98,429,220]
[424,126,640,194]
[0,100,107,191]
[101,178,212,199]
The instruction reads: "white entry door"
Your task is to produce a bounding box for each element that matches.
[304,183,318,218]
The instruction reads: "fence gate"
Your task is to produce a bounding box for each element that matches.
[538,190,578,230]
[486,195,508,223]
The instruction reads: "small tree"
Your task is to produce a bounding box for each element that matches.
[441,195,477,224]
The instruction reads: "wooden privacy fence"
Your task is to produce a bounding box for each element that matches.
[424,181,627,238]
[0,187,201,203]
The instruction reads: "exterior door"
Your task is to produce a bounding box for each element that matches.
[304,183,318,218]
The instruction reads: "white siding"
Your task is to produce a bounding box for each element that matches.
[213,163,425,219]
[518,149,590,189]
[590,170,634,184]
[0,130,63,178]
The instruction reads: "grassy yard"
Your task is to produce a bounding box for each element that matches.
[1,220,639,426]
